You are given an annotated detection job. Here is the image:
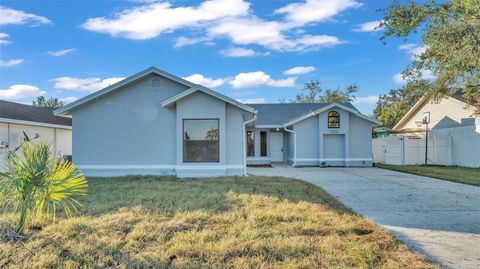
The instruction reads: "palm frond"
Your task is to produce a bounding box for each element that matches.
[0,141,88,233]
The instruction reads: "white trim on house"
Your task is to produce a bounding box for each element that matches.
[76,164,245,178]
[76,164,175,170]
[247,157,272,161]
[243,114,257,175]
[0,118,72,130]
[283,125,296,166]
[54,67,196,116]
[177,164,244,170]
[287,158,373,162]
[162,85,256,113]
[77,164,244,170]
[284,103,382,126]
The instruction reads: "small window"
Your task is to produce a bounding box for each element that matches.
[183,119,219,162]
[247,131,255,156]
[260,131,267,157]
[328,111,340,128]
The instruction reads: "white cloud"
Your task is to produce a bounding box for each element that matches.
[353,20,384,32]
[236,98,265,104]
[392,73,405,84]
[47,48,76,57]
[52,76,125,92]
[274,0,361,26]
[128,0,160,3]
[230,71,296,88]
[60,96,78,104]
[183,74,226,88]
[398,43,416,50]
[0,59,24,67]
[0,84,46,100]
[399,43,425,60]
[283,66,315,75]
[219,47,256,57]
[353,95,379,105]
[292,35,343,51]
[393,69,433,84]
[81,0,354,53]
[208,17,289,50]
[174,36,210,48]
[82,0,250,40]
[0,32,10,44]
[208,17,343,51]
[0,6,50,26]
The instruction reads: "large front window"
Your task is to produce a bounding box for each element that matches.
[183,119,219,162]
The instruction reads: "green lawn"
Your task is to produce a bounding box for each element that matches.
[376,163,480,186]
[0,176,435,268]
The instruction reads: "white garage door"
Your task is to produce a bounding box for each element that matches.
[323,134,345,165]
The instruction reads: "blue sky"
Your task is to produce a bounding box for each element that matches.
[0,0,423,115]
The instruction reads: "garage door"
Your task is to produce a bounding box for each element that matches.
[323,134,345,166]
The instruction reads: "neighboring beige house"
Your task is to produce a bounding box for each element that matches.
[392,91,480,137]
[377,91,480,168]
[0,100,72,169]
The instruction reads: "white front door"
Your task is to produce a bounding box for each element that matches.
[270,132,283,162]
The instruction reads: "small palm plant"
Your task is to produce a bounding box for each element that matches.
[0,141,87,234]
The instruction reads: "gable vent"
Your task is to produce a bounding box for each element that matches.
[151,78,163,87]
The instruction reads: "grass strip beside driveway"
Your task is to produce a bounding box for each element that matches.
[376,163,480,186]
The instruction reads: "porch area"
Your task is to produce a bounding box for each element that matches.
[246,128,290,166]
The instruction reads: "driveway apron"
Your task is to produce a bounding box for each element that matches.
[248,165,480,269]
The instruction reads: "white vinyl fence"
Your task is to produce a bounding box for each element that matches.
[373,126,480,167]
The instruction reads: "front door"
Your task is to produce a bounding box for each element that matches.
[270,132,283,162]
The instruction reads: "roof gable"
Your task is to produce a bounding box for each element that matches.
[284,103,381,126]
[393,94,476,131]
[54,67,195,116]
[249,103,359,127]
[249,103,379,127]
[161,85,256,113]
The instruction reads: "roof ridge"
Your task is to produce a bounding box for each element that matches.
[249,102,338,105]
[0,100,55,111]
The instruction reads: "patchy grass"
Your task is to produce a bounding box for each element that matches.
[376,163,480,186]
[0,176,436,268]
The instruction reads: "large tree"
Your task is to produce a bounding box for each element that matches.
[32,96,64,109]
[381,0,480,113]
[374,79,430,128]
[287,80,358,103]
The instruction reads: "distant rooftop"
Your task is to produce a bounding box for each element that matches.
[249,103,359,126]
[0,100,71,127]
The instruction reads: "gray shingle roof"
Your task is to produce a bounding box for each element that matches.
[249,103,359,126]
[0,100,71,127]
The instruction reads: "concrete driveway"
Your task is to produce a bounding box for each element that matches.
[248,165,480,269]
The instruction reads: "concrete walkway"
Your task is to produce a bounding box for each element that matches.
[248,165,480,269]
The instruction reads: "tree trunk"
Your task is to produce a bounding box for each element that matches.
[15,203,28,234]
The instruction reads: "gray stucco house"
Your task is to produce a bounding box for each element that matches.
[55,67,380,177]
